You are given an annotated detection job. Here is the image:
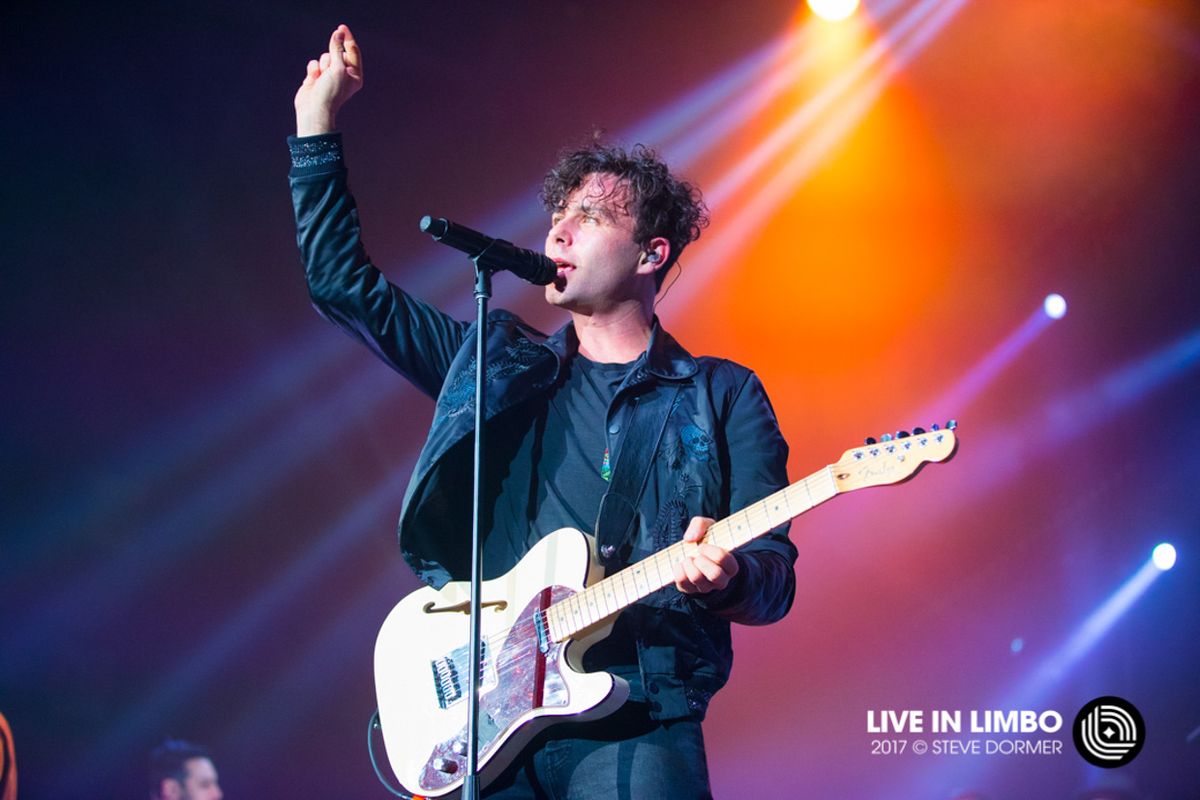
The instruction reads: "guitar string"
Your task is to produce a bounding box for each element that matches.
[448,469,838,659]
[540,470,831,645]
[466,436,946,652]
[435,441,950,693]
[545,468,837,639]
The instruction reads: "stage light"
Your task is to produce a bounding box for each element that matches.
[1010,637,1024,654]
[922,552,1170,797]
[1043,292,1067,319]
[1152,542,1177,571]
[808,0,860,22]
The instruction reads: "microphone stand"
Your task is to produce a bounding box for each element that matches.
[462,244,499,800]
[418,216,553,799]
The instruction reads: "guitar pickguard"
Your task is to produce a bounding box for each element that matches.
[418,586,575,791]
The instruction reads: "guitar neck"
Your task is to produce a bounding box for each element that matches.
[543,466,839,643]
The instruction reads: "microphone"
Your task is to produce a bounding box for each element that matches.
[420,216,557,286]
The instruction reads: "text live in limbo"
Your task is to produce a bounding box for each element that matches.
[867,709,1065,757]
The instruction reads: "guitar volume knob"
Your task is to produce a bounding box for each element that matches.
[433,757,459,774]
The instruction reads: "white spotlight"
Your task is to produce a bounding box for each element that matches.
[1043,293,1067,319]
[808,0,860,22]
[1152,543,1177,571]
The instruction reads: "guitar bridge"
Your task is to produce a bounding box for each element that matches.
[431,640,496,709]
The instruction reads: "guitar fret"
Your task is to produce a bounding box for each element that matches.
[548,464,848,642]
[601,581,617,615]
[623,571,636,603]
[757,499,774,531]
[734,508,752,548]
[661,547,678,586]
[613,576,625,607]
[572,594,586,629]
[551,607,565,641]
[539,429,958,644]
[586,590,600,625]
[650,552,664,587]
[632,562,650,596]
[708,523,728,552]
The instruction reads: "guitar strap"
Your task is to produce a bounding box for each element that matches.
[593,384,681,571]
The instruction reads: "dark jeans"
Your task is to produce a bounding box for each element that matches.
[483,702,713,800]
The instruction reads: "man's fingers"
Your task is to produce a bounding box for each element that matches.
[329,27,346,61]
[682,560,707,593]
[343,28,363,72]
[305,59,320,82]
[683,555,723,592]
[699,544,738,577]
[675,559,712,594]
[674,534,736,594]
[319,52,332,70]
[682,516,715,543]
[691,554,728,588]
[673,561,696,594]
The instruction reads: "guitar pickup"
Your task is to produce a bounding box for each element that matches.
[431,640,496,710]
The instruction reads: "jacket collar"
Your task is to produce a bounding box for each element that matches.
[541,315,698,381]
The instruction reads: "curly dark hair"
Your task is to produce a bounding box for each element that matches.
[540,141,710,290]
[148,738,210,798]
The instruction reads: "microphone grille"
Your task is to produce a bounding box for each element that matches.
[420,216,448,237]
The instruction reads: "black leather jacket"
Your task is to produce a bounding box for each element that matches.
[290,133,797,720]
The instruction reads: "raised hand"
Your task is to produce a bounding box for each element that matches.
[294,24,364,137]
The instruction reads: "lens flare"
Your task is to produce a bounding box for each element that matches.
[809,0,860,23]
[1152,542,1177,571]
[1044,292,1067,319]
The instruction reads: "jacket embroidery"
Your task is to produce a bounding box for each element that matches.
[438,336,548,418]
[680,424,713,462]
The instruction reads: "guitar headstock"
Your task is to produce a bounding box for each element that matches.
[832,421,958,492]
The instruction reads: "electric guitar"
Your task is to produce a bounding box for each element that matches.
[374,423,958,796]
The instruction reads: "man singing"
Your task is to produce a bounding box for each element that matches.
[290,24,797,799]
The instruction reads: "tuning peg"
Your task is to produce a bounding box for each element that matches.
[864,436,877,445]
[946,419,958,430]
[880,433,893,442]
[896,430,911,439]
[930,423,940,431]
[913,427,926,435]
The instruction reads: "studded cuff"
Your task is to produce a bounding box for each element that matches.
[288,133,344,176]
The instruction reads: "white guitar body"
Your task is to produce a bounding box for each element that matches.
[374,424,958,797]
[374,527,629,797]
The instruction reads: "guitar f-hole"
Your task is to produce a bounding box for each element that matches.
[422,599,508,615]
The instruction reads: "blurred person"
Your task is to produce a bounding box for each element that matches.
[148,739,222,800]
[1,712,15,800]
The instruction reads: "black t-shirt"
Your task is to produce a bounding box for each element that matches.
[489,353,630,552]
[483,353,647,696]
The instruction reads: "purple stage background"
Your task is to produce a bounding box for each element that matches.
[3,1,1199,798]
